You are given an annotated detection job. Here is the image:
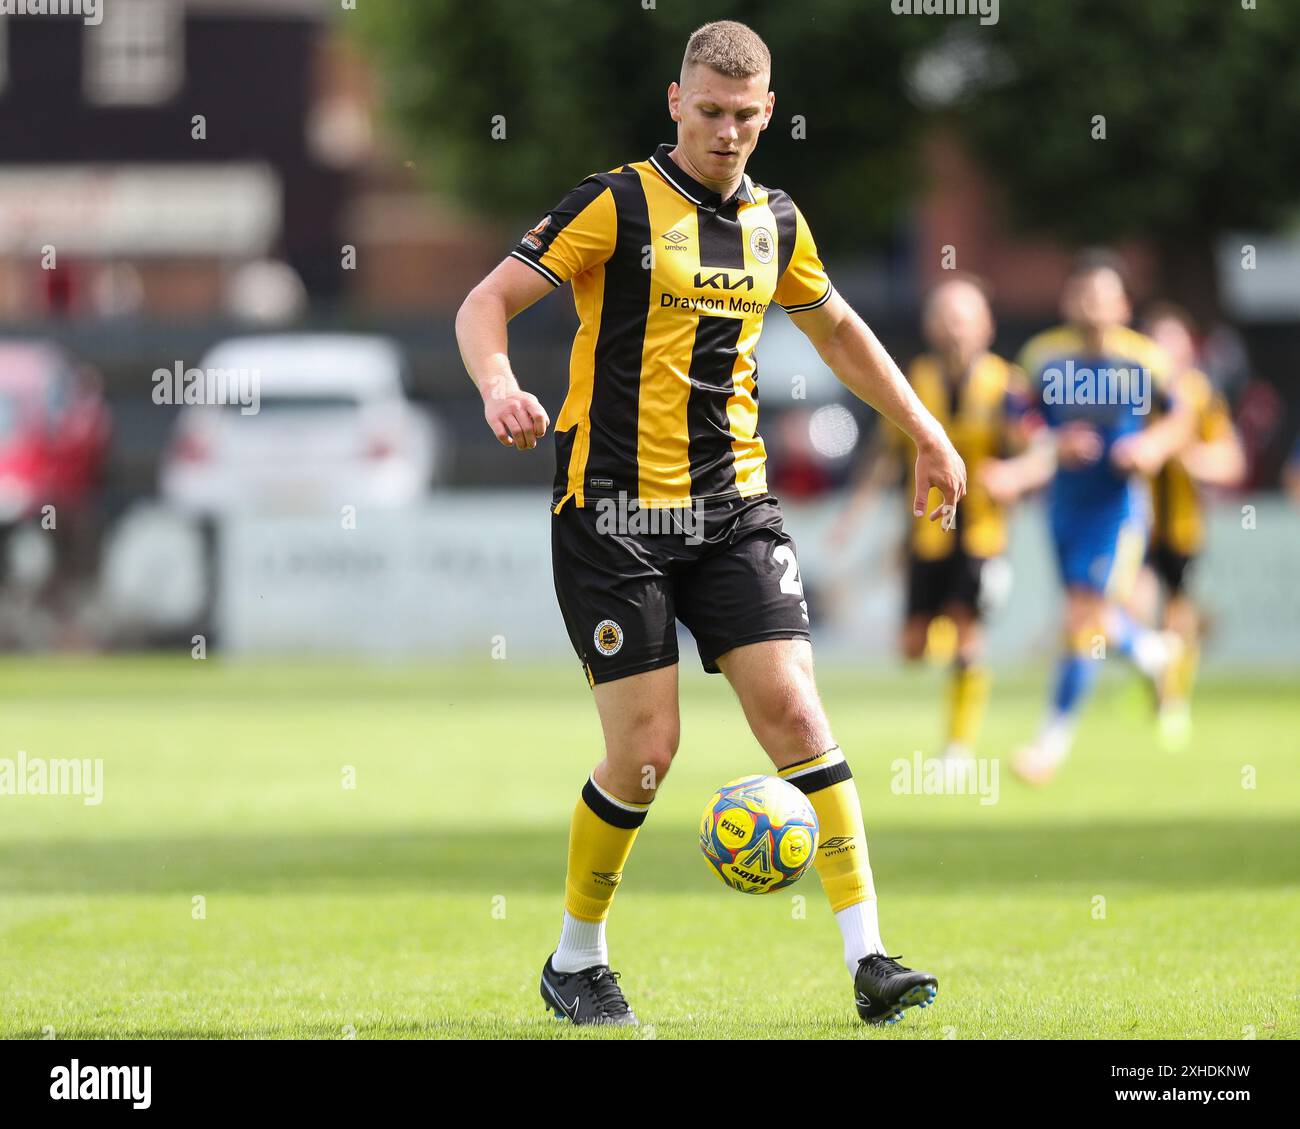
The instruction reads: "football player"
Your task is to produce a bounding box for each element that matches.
[980,252,1194,785]
[456,21,965,1025]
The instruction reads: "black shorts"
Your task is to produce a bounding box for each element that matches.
[551,493,812,685]
[1146,542,1195,595]
[906,545,990,619]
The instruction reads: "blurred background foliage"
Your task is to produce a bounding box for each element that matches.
[353,0,935,247]
[951,0,1300,318]
[354,0,1300,318]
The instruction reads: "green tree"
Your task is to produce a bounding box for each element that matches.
[352,0,936,251]
[941,0,1300,321]
[354,1,1300,322]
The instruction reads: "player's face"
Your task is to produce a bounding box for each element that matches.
[924,281,994,358]
[1062,267,1131,331]
[668,64,773,187]
[1144,316,1196,370]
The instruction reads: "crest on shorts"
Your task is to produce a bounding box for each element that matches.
[521,215,551,252]
[593,619,624,657]
[749,226,774,264]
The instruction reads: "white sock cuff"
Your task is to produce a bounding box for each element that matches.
[587,774,652,813]
[781,745,846,783]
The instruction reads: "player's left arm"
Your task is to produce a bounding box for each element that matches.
[1111,403,1193,477]
[980,428,1057,505]
[791,289,965,523]
[1180,397,1247,487]
[1110,352,1196,477]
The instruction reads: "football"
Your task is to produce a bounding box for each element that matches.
[699,774,820,894]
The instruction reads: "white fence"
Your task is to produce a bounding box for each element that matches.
[197,492,1300,666]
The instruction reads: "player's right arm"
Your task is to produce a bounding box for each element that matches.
[1109,338,1195,477]
[1178,388,1246,488]
[455,257,554,450]
[456,173,617,451]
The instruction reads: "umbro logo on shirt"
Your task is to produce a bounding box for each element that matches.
[662,229,689,248]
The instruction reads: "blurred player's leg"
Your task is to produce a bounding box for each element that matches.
[1140,545,1199,747]
[1105,525,1184,704]
[945,661,991,761]
[1106,604,1182,695]
[900,611,931,662]
[1015,586,1101,785]
[1158,584,1200,748]
[1129,560,1161,626]
[1126,561,1166,710]
[1018,512,1175,785]
[901,552,993,769]
[943,599,991,766]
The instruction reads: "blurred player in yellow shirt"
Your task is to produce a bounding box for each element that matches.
[830,276,1026,771]
[1136,303,1246,747]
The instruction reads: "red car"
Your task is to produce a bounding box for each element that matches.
[0,342,111,525]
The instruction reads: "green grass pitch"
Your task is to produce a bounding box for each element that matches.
[0,656,1295,1039]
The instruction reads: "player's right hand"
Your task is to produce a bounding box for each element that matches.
[484,384,549,450]
[979,458,1020,506]
[1056,422,1103,469]
[1109,431,1164,477]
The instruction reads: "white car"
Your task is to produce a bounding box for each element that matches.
[160,334,441,515]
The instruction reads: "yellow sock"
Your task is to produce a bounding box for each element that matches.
[1165,636,1199,705]
[946,663,991,750]
[563,775,651,923]
[779,746,876,913]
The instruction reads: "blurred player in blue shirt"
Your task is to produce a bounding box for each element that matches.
[981,252,1194,784]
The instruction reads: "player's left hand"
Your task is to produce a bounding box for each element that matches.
[913,430,967,532]
[979,458,1021,506]
[1110,432,1164,477]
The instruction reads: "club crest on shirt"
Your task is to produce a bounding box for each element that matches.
[521,215,551,252]
[749,226,774,264]
[593,619,624,657]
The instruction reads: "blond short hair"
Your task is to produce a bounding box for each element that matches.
[682,20,771,81]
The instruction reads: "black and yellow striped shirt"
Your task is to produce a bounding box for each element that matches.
[1150,368,1235,555]
[511,142,833,511]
